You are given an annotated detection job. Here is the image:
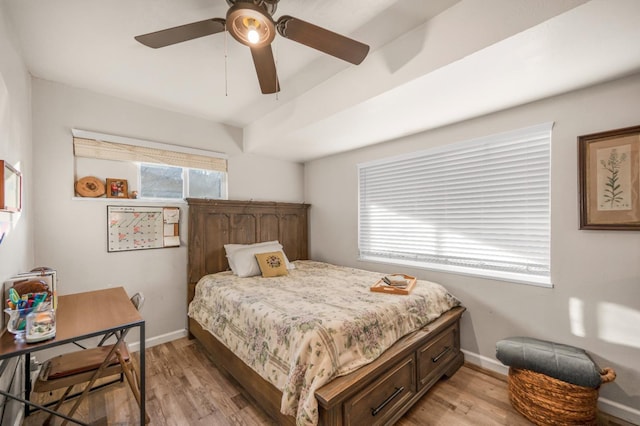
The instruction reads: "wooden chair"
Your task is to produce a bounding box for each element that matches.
[31,292,148,425]
[32,342,149,425]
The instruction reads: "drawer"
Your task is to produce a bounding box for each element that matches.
[417,323,458,388]
[343,355,416,426]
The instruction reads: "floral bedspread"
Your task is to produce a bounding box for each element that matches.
[188,260,460,426]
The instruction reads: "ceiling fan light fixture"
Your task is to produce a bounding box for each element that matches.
[227,2,275,48]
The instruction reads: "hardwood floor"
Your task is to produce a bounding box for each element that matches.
[24,338,632,425]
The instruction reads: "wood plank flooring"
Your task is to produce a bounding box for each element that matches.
[23,338,633,425]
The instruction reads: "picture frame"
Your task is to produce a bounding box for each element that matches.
[106,178,129,199]
[578,125,640,230]
[0,160,22,212]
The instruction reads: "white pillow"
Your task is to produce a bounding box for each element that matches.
[224,241,294,277]
[224,241,282,272]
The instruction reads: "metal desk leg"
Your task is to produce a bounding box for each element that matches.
[24,352,31,417]
[0,387,88,426]
[139,322,146,425]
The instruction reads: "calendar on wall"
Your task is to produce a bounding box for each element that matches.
[107,205,180,252]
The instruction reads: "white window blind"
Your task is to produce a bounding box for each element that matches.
[358,122,553,286]
[72,133,227,172]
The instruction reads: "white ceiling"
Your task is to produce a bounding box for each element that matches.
[3,0,640,162]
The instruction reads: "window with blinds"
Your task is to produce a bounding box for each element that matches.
[358,123,553,287]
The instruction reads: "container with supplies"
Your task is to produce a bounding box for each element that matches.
[4,288,56,343]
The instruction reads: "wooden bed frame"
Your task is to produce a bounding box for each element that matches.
[187,199,465,425]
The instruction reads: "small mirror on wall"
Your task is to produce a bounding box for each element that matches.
[0,160,22,212]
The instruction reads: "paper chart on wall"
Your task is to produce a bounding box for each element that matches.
[162,207,180,247]
[107,205,179,252]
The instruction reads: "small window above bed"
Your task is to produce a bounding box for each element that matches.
[72,129,227,201]
[139,163,225,200]
[358,123,553,287]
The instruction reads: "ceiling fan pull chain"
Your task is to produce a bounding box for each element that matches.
[224,24,229,97]
[274,37,279,100]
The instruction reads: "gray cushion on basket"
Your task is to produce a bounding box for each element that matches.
[495,336,602,388]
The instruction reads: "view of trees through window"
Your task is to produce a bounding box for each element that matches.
[189,168,224,198]
[140,163,225,199]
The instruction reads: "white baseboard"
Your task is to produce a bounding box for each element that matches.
[461,349,640,425]
[598,397,640,425]
[127,328,187,353]
[461,349,508,375]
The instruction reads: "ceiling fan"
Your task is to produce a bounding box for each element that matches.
[134,0,370,94]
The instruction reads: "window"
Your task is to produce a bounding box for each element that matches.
[72,129,227,201]
[139,163,226,199]
[139,164,183,199]
[358,123,553,287]
[188,168,225,199]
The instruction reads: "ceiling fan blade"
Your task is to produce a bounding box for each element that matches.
[276,16,369,65]
[135,18,226,48]
[250,45,280,94]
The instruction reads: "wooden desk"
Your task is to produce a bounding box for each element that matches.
[0,287,145,425]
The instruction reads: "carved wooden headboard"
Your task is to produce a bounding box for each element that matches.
[186,199,310,306]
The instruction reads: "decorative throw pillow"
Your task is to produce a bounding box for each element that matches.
[255,251,289,277]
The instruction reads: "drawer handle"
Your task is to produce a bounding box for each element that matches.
[371,386,404,416]
[432,346,451,363]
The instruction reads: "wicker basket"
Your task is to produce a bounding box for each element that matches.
[508,367,616,426]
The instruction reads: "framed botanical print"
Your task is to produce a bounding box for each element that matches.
[578,125,640,230]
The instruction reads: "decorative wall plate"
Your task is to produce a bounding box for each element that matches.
[75,176,105,197]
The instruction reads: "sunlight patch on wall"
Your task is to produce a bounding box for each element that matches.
[598,302,640,349]
[0,73,21,245]
[569,297,586,337]
[0,209,20,245]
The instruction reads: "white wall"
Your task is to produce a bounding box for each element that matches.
[31,78,304,346]
[305,73,640,420]
[0,7,33,424]
[0,4,33,283]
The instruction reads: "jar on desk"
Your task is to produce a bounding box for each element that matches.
[26,309,56,343]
